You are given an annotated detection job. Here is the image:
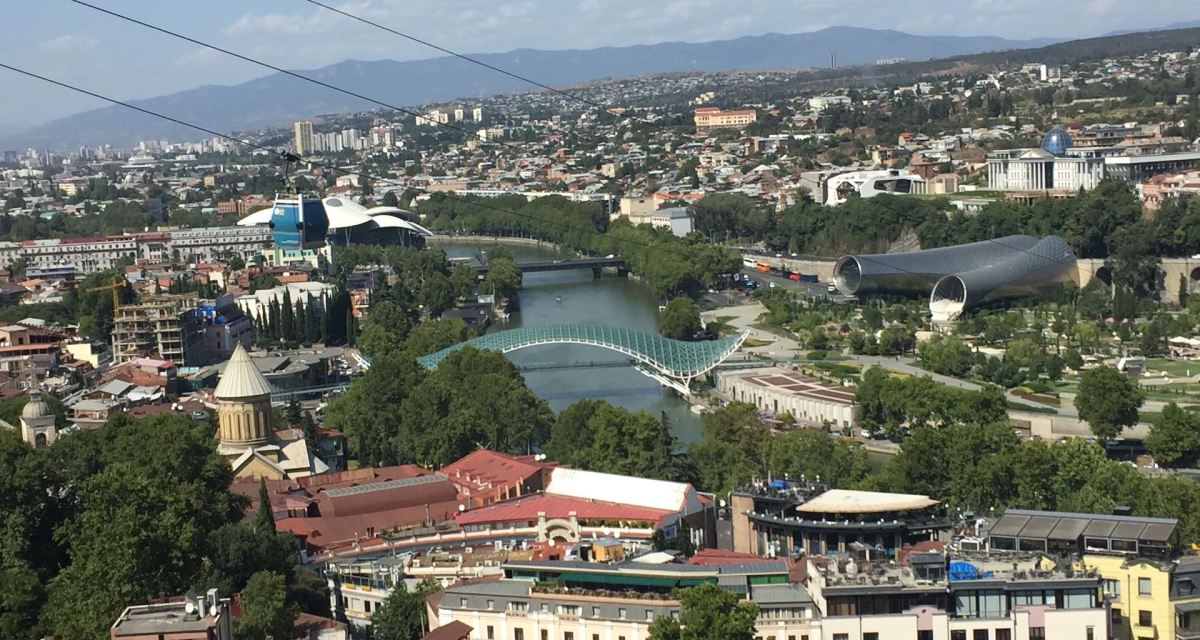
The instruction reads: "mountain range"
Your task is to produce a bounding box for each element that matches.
[3,26,1064,149]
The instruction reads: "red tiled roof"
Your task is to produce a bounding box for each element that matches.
[421,621,472,640]
[687,548,764,565]
[454,493,671,526]
[439,448,554,494]
[297,464,431,491]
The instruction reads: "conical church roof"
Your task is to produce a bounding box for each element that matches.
[214,344,274,400]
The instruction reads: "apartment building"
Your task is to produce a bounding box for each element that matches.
[807,550,1110,640]
[983,508,1178,640]
[111,294,201,364]
[168,226,272,264]
[431,559,817,640]
[20,236,138,274]
[693,106,758,131]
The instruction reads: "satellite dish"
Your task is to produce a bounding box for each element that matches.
[458,504,466,512]
[209,604,219,617]
[184,589,197,615]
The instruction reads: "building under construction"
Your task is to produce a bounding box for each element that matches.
[111,294,201,365]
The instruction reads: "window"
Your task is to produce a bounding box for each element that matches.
[918,633,933,640]
[541,631,548,640]
[591,607,600,617]
[973,630,989,640]
[364,601,371,613]
[618,608,627,620]
[1103,579,1121,600]
[510,602,528,612]
[540,604,549,613]
[593,635,600,640]
[951,632,967,640]
[564,633,574,640]
[1086,627,1094,640]
[1139,610,1153,627]
[996,631,1011,640]
[864,634,879,640]
[514,631,524,640]
[646,610,655,621]
[488,600,495,610]
[558,605,580,617]
[1029,629,1045,640]
[488,627,495,640]
[833,635,849,640]
[1064,589,1094,609]
[460,598,468,607]
[1139,578,1152,596]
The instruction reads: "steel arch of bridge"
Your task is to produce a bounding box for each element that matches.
[416,324,748,394]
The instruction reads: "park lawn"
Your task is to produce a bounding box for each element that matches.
[743,337,775,348]
[1145,357,1200,378]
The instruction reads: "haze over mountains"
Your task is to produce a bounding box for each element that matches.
[4,26,1063,149]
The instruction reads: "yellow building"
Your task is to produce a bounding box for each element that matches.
[693,106,757,131]
[1079,553,1173,640]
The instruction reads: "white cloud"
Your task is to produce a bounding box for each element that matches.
[37,34,98,54]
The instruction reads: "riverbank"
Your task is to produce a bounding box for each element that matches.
[428,234,565,251]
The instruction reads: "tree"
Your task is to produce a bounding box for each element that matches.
[545,400,681,480]
[356,300,413,358]
[687,403,770,493]
[647,583,758,640]
[767,428,867,487]
[657,297,702,341]
[1074,366,1144,440]
[372,581,438,640]
[380,191,400,207]
[1145,403,1200,467]
[236,571,296,640]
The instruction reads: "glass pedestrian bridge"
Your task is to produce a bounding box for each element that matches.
[415,324,749,395]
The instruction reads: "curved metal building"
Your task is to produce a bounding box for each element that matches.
[833,235,1075,321]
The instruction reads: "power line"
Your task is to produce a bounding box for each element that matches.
[0,61,701,266]
[65,0,533,155]
[301,0,643,123]
[293,0,1079,278]
[23,1,1081,294]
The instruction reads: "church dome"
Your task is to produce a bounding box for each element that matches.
[21,392,51,420]
[214,344,274,400]
[1040,126,1072,156]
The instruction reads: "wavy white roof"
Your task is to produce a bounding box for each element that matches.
[237,197,430,235]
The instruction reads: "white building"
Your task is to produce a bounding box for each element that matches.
[824,169,927,205]
[986,149,1104,192]
[235,282,336,321]
[718,367,857,428]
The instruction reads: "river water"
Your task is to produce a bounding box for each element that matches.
[434,240,704,443]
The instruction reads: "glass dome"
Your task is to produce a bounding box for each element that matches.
[1040,126,1072,156]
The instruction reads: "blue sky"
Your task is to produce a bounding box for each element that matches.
[2,0,1198,133]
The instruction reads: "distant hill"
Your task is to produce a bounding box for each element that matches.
[1105,20,1200,37]
[2,27,1058,149]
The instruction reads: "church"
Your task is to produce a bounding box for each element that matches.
[214,344,326,479]
[0,391,58,448]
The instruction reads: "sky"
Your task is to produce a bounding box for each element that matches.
[2,0,1199,133]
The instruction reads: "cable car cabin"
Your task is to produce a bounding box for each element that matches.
[269,195,329,250]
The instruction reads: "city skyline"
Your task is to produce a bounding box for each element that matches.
[4,0,1200,133]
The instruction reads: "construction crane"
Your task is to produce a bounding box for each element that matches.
[85,276,126,316]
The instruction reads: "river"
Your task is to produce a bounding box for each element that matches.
[433,240,704,443]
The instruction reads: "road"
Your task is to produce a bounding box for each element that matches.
[738,268,855,301]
